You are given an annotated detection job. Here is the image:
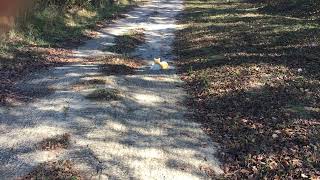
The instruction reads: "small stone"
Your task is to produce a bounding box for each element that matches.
[298,68,303,72]
[275,130,281,134]
[272,134,279,138]
[252,166,258,173]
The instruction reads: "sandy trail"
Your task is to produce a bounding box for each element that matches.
[0,0,223,179]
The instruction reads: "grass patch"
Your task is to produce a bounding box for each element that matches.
[0,3,139,62]
[86,88,122,101]
[174,0,320,179]
[1,3,138,51]
[21,160,81,180]
[104,28,146,54]
[0,2,142,105]
[37,133,71,151]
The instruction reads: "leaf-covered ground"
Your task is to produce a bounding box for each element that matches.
[174,0,320,179]
[104,28,146,54]
[0,47,71,105]
[19,160,82,180]
[38,133,71,151]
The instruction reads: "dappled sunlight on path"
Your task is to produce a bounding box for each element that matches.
[0,0,223,179]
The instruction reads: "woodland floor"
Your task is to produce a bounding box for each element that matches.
[174,0,320,179]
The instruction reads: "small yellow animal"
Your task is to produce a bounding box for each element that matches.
[160,61,169,69]
[153,58,169,70]
[154,58,161,64]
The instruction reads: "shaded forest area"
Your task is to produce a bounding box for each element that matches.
[251,0,320,18]
[0,0,140,104]
[174,0,320,179]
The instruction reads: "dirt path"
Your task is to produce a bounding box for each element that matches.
[0,0,223,179]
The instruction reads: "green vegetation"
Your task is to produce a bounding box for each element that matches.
[174,0,320,178]
[0,0,138,56]
[0,0,139,68]
[0,0,141,105]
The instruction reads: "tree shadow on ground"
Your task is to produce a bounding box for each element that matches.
[174,0,320,178]
[0,57,222,179]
